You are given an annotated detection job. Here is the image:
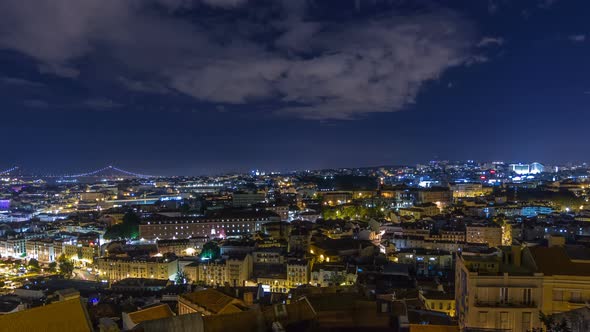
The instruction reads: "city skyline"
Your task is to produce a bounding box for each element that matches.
[0,159,587,178]
[0,159,587,177]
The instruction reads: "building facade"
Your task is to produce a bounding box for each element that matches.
[466,225,503,248]
[97,256,178,281]
[139,212,279,240]
[456,247,543,332]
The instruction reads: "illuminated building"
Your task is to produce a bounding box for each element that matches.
[530,162,545,174]
[261,222,291,240]
[252,248,284,264]
[0,199,9,211]
[510,163,531,175]
[184,254,252,287]
[139,211,279,240]
[62,242,98,266]
[156,239,200,256]
[428,229,466,243]
[310,263,357,287]
[226,254,253,287]
[232,191,266,207]
[257,274,288,293]
[380,187,414,209]
[0,237,26,258]
[322,192,353,206]
[97,256,178,281]
[25,239,62,263]
[509,162,545,175]
[456,246,543,332]
[264,204,289,221]
[421,291,456,317]
[417,187,452,206]
[398,203,440,219]
[394,249,453,277]
[288,228,311,253]
[184,260,226,286]
[390,235,470,252]
[287,259,309,288]
[309,239,377,264]
[450,183,493,199]
[466,224,503,248]
[456,242,590,332]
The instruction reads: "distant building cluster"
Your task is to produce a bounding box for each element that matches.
[0,160,589,331]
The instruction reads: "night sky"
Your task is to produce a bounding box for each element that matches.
[1,0,589,175]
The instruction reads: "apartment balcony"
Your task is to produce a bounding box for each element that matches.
[474,301,537,308]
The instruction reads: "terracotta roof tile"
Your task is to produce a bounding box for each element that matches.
[0,298,92,332]
[128,304,174,324]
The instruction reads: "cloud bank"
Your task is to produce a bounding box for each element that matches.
[0,0,497,119]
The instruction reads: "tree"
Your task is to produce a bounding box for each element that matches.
[199,242,220,260]
[123,210,140,225]
[529,312,572,332]
[57,255,74,279]
[180,201,192,215]
[175,270,189,285]
[322,204,385,221]
[328,273,347,286]
[48,262,57,273]
[28,258,40,270]
[104,210,141,240]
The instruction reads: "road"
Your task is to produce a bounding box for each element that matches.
[73,268,96,281]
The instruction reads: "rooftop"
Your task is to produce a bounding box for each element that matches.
[0,298,92,332]
[180,289,247,314]
[529,245,590,276]
[126,304,174,325]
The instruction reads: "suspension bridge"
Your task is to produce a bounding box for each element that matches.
[0,166,19,176]
[0,165,157,179]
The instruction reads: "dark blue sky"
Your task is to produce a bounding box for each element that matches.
[1,0,589,175]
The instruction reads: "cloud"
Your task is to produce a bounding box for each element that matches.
[477,37,504,47]
[118,77,170,94]
[569,34,586,42]
[23,99,49,108]
[38,63,80,78]
[201,0,248,7]
[0,0,492,120]
[538,0,558,9]
[83,98,123,109]
[0,76,44,87]
[154,0,248,11]
[487,0,498,14]
[170,14,484,119]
